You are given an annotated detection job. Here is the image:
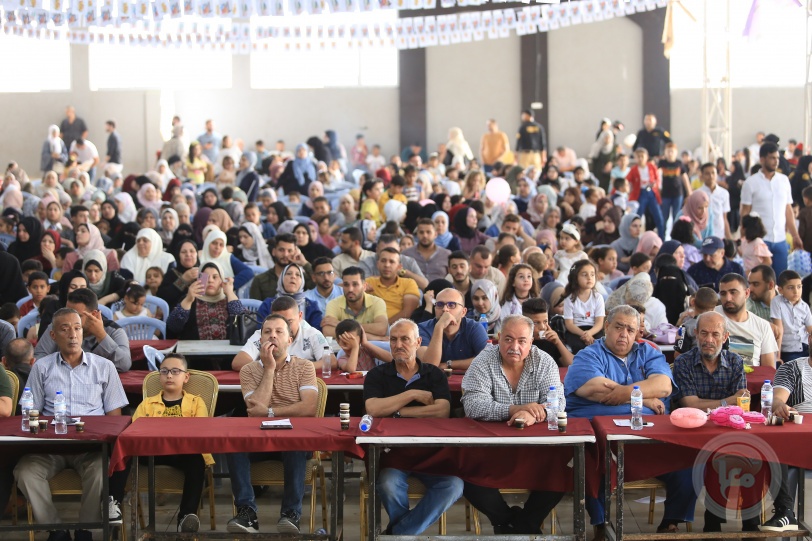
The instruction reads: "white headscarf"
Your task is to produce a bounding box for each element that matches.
[199,229,234,279]
[114,192,137,223]
[47,125,61,155]
[240,222,274,269]
[120,228,176,284]
[446,127,474,166]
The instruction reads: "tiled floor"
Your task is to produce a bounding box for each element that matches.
[4,463,810,540]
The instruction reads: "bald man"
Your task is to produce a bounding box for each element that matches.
[417,288,488,371]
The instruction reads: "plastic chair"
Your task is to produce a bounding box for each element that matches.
[116,316,166,341]
[132,370,220,530]
[16,310,39,339]
[144,295,170,323]
[98,305,113,320]
[240,299,262,316]
[15,295,32,309]
[247,265,268,276]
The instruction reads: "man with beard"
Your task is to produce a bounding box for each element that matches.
[249,234,313,301]
[715,273,777,368]
[445,251,474,310]
[403,219,451,283]
[321,267,389,340]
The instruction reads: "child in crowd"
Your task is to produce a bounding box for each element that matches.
[402,165,422,202]
[590,246,624,286]
[675,287,719,355]
[335,319,390,372]
[628,253,652,276]
[579,188,600,219]
[130,353,211,533]
[19,271,50,317]
[0,302,20,330]
[379,176,407,218]
[562,259,606,353]
[145,267,164,297]
[366,144,387,174]
[0,216,15,247]
[797,186,812,251]
[771,270,812,362]
[20,260,44,284]
[114,284,154,320]
[527,251,555,289]
[610,176,631,212]
[610,154,630,184]
[399,235,414,251]
[522,297,573,367]
[669,218,702,270]
[657,142,692,227]
[500,263,539,318]
[627,147,665,238]
[738,214,772,275]
[554,223,588,279]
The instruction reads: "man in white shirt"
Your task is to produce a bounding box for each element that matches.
[716,273,777,368]
[69,138,100,182]
[747,132,764,168]
[740,142,802,275]
[697,162,731,240]
[231,296,335,372]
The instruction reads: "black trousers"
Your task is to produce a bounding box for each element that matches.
[565,326,604,354]
[113,454,207,519]
[463,481,563,533]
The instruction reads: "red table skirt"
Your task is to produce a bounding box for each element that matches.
[0,415,130,442]
[110,416,364,473]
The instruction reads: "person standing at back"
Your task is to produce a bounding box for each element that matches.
[516,109,546,169]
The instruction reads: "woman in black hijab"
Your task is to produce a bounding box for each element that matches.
[403,201,423,235]
[452,205,488,254]
[8,217,43,263]
[107,222,140,251]
[168,223,195,257]
[157,238,200,310]
[410,279,454,324]
[292,223,334,262]
[306,136,331,164]
[267,201,291,230]
[38,270,88,340]
[101,200,123,237]
[652,264,690,325]
[201,188,221,210]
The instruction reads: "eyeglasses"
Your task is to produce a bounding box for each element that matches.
[314,270,335,277]
[159,368,187,376]
[433,301,459,310]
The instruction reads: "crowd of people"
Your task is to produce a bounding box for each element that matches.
[0,105,810,540]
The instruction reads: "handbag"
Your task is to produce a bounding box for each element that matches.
[227,311,259,346]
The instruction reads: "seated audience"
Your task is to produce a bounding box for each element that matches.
[417,288,487,371]
[167,262,243,341]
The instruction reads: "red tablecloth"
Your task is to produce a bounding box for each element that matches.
[110,416,365,473]
[354,417,595,492]
[0,416,131,442]
[128,339,178,365]
[118,370,241,394]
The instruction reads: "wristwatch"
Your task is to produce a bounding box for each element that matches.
[720,399,727,407]
[393,411,402,418]
[268,407,275,418]
[446,360,452,369]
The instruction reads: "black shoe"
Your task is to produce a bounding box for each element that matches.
[46,531,71,541]
[742,516,761,532]
[591,524,606,541]
[277,510,300,534]
[74,529,92,541]
[759,508,798,532]
[178,513,200,533]
[703,509,723,532]
[227,506,259,533]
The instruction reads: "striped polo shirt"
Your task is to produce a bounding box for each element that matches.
[239,355,318,409]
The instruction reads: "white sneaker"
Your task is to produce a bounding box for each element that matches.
[108,496,122,524]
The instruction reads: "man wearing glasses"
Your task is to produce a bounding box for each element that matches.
[417,288,488,371]
[304,257,343,322]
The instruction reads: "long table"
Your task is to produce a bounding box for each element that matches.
[0,416,131,539]
[592,415,812,541]
[110,416,364,541]
[354,416,596,541]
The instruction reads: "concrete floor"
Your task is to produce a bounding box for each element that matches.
[3,461,811,540]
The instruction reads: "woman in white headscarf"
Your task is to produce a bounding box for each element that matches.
[137,183,163,212]
[120,228,175,284]
[198,228,254,292]
[114,192,137,223]
[471,279,502,335]
[159,208,179,248]
[236,222,274,269]
[445,127,474,168]
[40,125,67,174]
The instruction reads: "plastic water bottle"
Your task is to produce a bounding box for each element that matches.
[479,313,489,335]
[322,355,331,379]
[359,414,373,432]
[54,391,68,434]
[546,386,559,430]
[20,387,33,432]
[630,385,643,430]
[761,380,773,423]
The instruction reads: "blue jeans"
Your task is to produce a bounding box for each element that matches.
[782,344,809,363]
[378,469,464,535]
[637,189,665,238]
[661,196,683,233]
[765,240,788,276]
[227,451,310,516]
[586,468,697,526]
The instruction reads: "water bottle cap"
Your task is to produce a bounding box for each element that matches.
[764,380,771,384]
[56,391,63,395]
[633,385,640,389]
[549,386,556,390]
[24,387,30,391]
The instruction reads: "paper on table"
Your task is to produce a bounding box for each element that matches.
[613,419,653,427]
[262,418,292,427]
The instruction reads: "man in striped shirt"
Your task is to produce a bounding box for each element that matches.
[227,314,318,536]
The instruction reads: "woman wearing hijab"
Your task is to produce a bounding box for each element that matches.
[167,261,243,340]
[299,181,326,219]
[681,190,713,246]
[207,208,236,239]
[524,193,549,228]
[168,223,194,255]
[324,130,347,173]
[101,200,123,236]
[278,143,318,197]
[444,127,474,168]
[83,249,127,306]
[235,222,275,268]
[257,263,322,327]
[114,192,137,223]
[233,153,259,202]
[635,231,663,259]
[592,206,622,246]
[40,125,68,174]
[582,198,613,245]
[358,219,377,251]
[32,230,61,274]
[307,136,332,164]
[610,213,642,273]
[201,188,221,211]
[432,211,461,252]
[652,264,691,325]
[37,270,88,340]
[163,177,183,203]
[452,206,488,254]
[471,279,502,335]
[120,228,176,284]
[107,222,140,251]
[159,208,179,248]
[136,183,163,212]
[199,229,253,291]
[63,222,120,272]
[409,279,454,324]
[190,207,211,245]
[158,238,200,310]
[8,217,43,263]
[292,223,334,262]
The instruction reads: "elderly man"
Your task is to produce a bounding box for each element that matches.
[359,234,428,290]
[227,314,318,535]
[321,267,389,340]
[672,311,752,533]
[363,319,463,535]
[35,288,131,372]
[462,314,563,534]
[417,288,487,371]
[15,308,128,541]
[366,248,420,324]
[564,305,696,539]
[687,237,744,292]
[716,273,777,368]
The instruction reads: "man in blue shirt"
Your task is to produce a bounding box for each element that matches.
[197,119,222,163]
[418,288,488,371]
[304,257,343,326]
[564,305,696,540]
[687,237,744,292]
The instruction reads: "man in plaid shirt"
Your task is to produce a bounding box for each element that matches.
[461,314,563,534]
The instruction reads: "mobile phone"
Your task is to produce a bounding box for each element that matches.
[198,272,210,289]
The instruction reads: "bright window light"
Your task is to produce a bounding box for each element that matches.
[0,32,70,92]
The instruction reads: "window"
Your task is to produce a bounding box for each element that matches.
[0,32,71,92]
[250,10,398,89]
[669,0,806,89]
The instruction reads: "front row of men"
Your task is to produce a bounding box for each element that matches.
[1,295,807,538]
